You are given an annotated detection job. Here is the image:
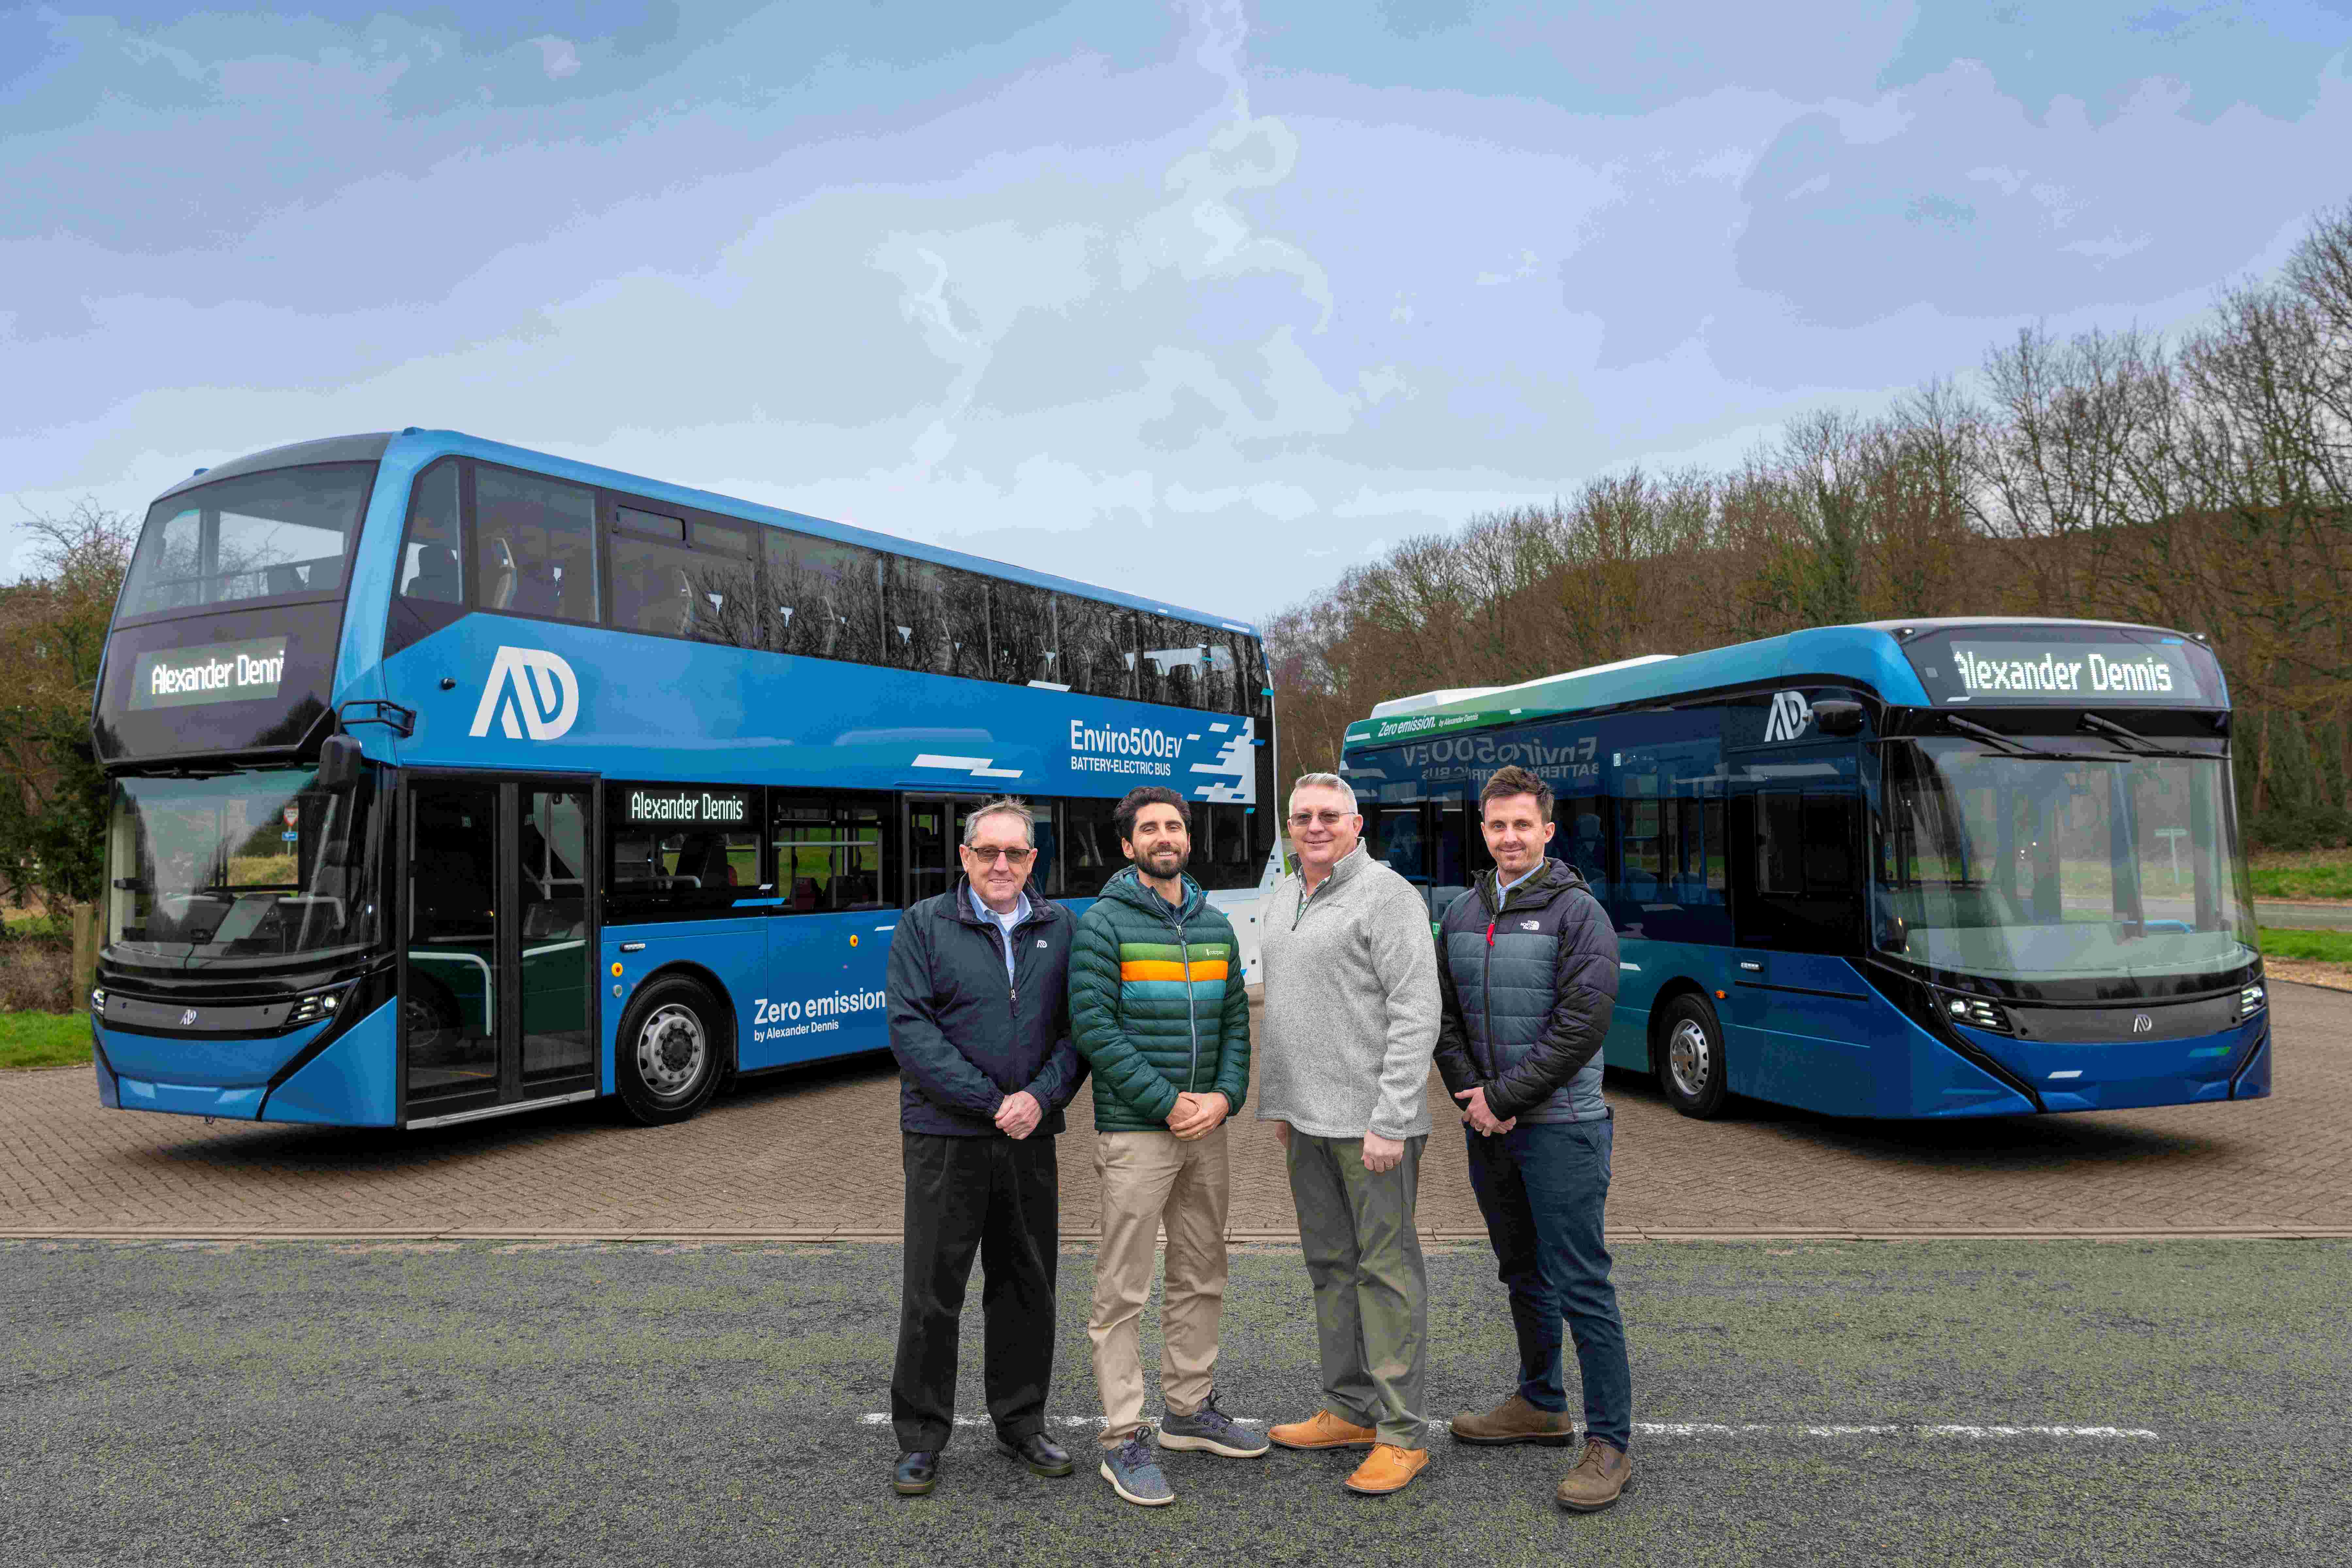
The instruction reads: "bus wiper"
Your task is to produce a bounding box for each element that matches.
[1941,716,2108,762]
[1943,716,2033,754]
[2078,713,2208,759]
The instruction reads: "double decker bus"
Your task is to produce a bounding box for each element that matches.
[89,431,1278,1129]
[1342,620,2270,1119]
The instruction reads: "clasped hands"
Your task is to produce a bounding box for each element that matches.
[1166,1090,1230,1141]
[994,1089,1043,1140]
[1454,1085,1516,1137]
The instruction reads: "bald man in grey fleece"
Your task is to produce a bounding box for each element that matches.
[1255,772,1443,1497]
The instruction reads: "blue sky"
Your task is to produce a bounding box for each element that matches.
[6,1,2349,620]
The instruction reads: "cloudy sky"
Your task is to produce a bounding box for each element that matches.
[6,1,2349,621]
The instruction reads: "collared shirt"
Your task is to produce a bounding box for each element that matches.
[967,882,1031,983]
[1495,861,1542,904]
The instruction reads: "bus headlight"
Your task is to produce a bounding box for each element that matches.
[1941,991,2012,1033]
[289,986,348,1026]
[2238,984,2266,1021]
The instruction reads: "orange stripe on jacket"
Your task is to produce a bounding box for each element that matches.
[1119,959,1230,982]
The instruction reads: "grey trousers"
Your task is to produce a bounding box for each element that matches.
[1284,1130,1429,1449]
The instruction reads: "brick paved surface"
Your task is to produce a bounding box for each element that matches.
[3,985,2346,1240]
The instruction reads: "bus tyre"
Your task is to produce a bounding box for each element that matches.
[1657,994,1730,1120]
[616,975,725,1125]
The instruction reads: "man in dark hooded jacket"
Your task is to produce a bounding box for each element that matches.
[1434,765,1633,1513]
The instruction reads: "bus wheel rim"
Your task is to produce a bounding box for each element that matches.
[637,1004,707,1100]
[1669,1019,1711,1099]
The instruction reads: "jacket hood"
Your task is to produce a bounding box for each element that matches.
[1095,863,1203,921]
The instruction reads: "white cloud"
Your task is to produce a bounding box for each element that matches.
[532,36,581,81]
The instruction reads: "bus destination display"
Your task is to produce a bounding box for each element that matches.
[127,636,288,710]
[1908,637,2209,706]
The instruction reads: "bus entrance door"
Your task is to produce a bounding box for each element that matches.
[401,776,600,1127]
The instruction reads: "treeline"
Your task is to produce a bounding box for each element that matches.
[1267,201,2352,850]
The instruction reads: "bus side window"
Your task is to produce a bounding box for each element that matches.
[1056,596,1135,700]
[766,531,885,665]
[772,795,891,912]
[992,581,1058,687]
[477,467,598,625]
[1560,796,1608,902]
[388,459,466,657]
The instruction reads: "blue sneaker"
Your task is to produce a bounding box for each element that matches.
[1158,1392,1270,1458]
[1100,1432,1175,1507]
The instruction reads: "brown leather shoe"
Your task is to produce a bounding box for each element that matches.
[1267,1410,1378,1450]
[1344,1443,1431,1495]
[1555,1439,1633,1511]
[1450,1393,1578,1447]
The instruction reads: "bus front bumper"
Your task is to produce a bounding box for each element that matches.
[94,999,399,1127]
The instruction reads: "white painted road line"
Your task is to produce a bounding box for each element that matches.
[858,1415,2160,1440]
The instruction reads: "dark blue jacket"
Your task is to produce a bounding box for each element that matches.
[1433,858,1618,1123]
[885,877,1086,1137]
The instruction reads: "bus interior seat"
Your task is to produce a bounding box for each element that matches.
[267,564,303,596]
[791,876,822,911]
[482,536,517,609]
[508,561,563,618]
[407,545,461,602]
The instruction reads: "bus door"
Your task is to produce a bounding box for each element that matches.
[400,775,600,1126]
[903,795,985,906]
[1729,774,1873,1111]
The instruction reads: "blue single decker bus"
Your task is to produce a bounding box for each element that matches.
[1342,620,2270,1120]
[89,431,1278,1129]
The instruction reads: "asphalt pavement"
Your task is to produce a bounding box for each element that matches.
[5,1238,2345,1567]
[2256,899,2352,931]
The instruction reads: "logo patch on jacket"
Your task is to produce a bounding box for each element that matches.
[1520,919,1540,931]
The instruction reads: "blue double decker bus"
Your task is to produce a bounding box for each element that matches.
[1342,620,2271,1119]
[89,431,1278,1129]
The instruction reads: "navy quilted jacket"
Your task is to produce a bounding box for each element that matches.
[1433,858,1618,1123]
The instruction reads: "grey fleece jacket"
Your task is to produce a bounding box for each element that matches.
[1256,842,1441,1142]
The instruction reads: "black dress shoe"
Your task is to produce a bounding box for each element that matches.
[996,1431,1074,1478]
[893,1450,939,1496]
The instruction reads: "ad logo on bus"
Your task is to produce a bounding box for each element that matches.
[1763,691,1814,743]
[469,647,580,741]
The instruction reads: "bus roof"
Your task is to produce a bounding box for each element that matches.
[1344,616,2210,749]
[155,429,1261,637]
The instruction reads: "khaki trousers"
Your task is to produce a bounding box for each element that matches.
[1285,1129,1429,1449]
[1088,1125,1231,1444]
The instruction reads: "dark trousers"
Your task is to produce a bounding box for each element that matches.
[1462,1116,1633,1451]
[891,1131,1060,1453]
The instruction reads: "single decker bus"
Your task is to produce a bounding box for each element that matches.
[1342,620,2269,1119]
[90,430,1279,1130]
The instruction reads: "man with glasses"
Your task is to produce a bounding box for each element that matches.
[885,797,1086,1497]
[1257,772,1443,1496]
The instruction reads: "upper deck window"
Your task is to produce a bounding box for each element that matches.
[119,463,375,621]
[477,467,598,625]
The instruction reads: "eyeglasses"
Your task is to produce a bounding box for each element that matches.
[963,845,1035,866]
[1286,810,1354,829]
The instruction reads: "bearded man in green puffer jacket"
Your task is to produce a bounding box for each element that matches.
[1067,786,1263,1507]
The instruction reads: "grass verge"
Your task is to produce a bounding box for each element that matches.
[0,1011,92,1070]
[2248,847,2352,901]
[2257,926,2352,966]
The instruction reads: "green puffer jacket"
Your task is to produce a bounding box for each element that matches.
[1069,866,1252,1132]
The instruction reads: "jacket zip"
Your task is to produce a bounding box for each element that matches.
[1167,890,1201,1094]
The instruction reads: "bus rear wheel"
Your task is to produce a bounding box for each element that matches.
[616,975,725,1125]
[1656,994,1730,1120]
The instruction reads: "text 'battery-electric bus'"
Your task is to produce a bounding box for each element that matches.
[89,431,1279,1130]
[1342,620,2269,1120]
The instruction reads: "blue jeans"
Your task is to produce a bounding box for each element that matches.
[1462,1116,1632,1451]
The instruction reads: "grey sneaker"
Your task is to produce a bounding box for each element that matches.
[1100,1432,1176,1507]
[1158,1392,1270,1458]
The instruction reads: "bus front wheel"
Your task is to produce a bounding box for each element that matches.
[1656,994,1730,1120]
[616,975,725,1125]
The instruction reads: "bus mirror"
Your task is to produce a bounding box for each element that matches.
[1812,700,1866,736]
[318,734,363,791]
